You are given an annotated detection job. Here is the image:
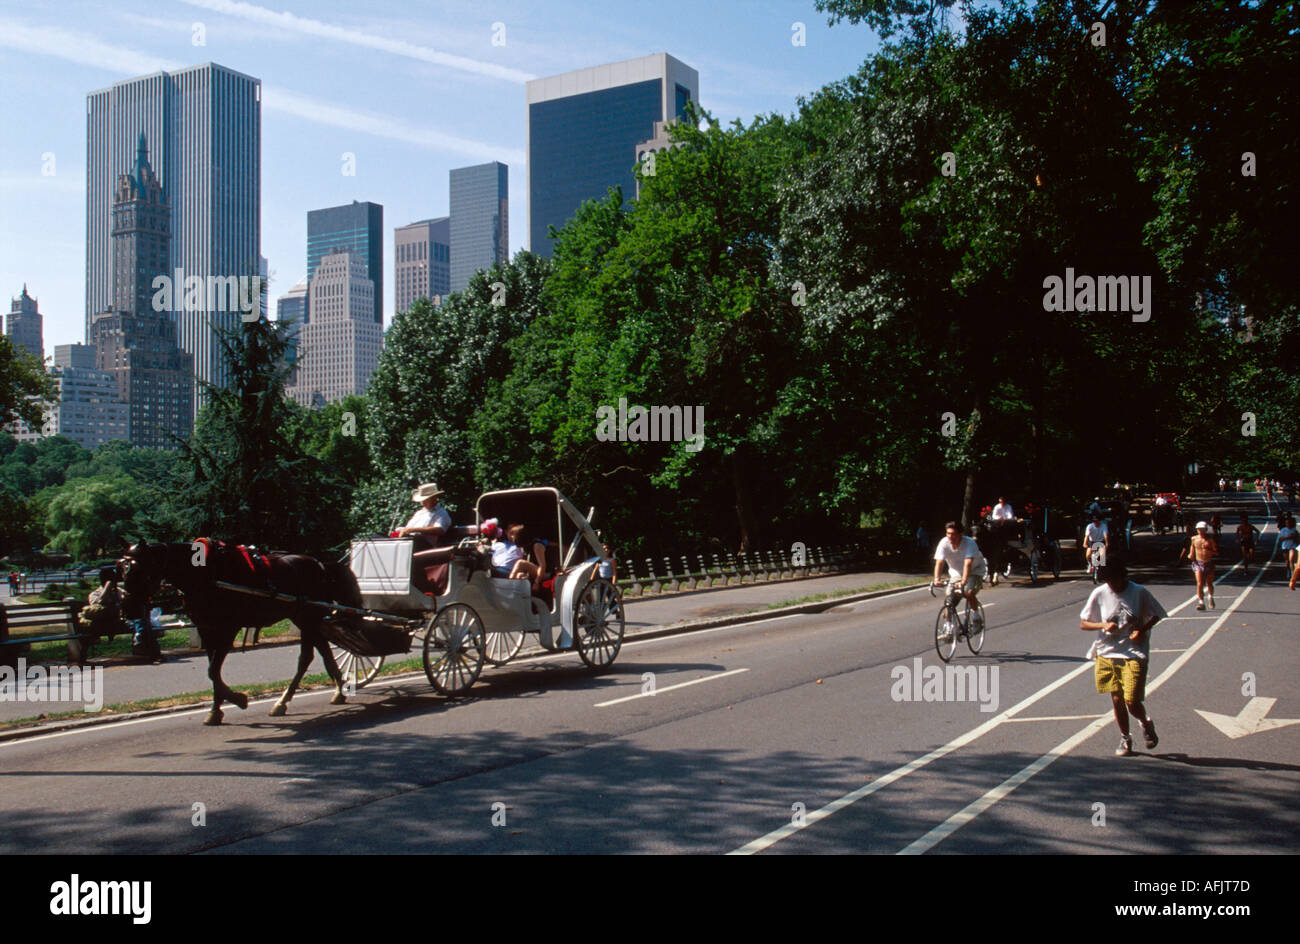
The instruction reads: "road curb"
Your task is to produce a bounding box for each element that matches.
[0,577,931,743]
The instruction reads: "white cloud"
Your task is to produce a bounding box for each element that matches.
[0,18,521,163]
[177,0,536,83]
[265,86,524,165]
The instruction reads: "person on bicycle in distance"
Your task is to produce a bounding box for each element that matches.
[933,521,987,642]
[1083,512,1110,574]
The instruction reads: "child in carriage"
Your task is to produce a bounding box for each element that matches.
[488,522,548,592]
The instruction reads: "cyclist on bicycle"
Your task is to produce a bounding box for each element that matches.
[1083,513,1110,574]
[933,521,987,642]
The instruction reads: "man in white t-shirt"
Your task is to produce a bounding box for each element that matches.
[399,483,452,551]
[1080,559,1166,756]
[1083,513,1109,574]
[932,521,987,641]
[991,497,1015,521]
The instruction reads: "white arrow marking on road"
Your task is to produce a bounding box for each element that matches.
[1195,697,1300,739]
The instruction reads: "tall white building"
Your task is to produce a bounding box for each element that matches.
[286,252,382,407]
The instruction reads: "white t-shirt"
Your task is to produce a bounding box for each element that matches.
[992,502,1015,520]
[405,504,451,533]
[934,536,987,579]
[491,540,523,570]
[1085,521,1109,544]
[1080,580,1166,660]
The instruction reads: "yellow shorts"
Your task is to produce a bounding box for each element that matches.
[1095,657,1147,702]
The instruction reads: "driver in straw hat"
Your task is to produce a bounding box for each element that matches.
[399,483,452,551]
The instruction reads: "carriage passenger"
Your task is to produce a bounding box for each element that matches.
[492,524,547,591]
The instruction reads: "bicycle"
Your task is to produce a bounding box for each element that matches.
[1086,543,1107,584]
[930,578,986,662]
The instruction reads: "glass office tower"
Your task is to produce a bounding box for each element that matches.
[306,201,384,324]
[449,163,508,293]
[526,53,698,257]
[86,62,261,407]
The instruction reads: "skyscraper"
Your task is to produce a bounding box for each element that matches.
[86,63,261,409]
[286,252,382,407]
[449,163,508,292]
[395,217,450,313]
[5,285,44,362]
[526,53,698,256]
[87,133,194,449]
[306,201,383,324]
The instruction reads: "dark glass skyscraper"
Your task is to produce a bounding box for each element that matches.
[527,54,698,257]
[86,62,261,409]
[449,163,508,292]
[306,201,383,324]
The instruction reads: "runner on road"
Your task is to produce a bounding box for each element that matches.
[1279,515,1298,576]
[1180,521,1218,610]
[1235,513,1260,574]
[1079,558,1166,756]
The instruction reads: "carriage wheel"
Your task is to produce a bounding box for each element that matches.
[423,604,485,696]
[574,578,625,668]
[1029,550,1040,585]
[481,625,525,666]
[331,645,384,690]
[1051,544,1062,580]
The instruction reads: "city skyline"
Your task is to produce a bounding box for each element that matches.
[0,0,879,355]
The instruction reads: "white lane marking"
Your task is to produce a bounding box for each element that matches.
[732,515,1277,855]
[1005,714,1107,723]
[1163,616,1216,620]
[594,668,749,707]
[728,659,1095,855]
[897,514,1280,855]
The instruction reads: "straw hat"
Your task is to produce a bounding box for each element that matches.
[411,483,445,502]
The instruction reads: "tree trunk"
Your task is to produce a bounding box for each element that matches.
[731,452,759,553]
[961,468,978,532]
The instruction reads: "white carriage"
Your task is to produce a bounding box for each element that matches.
[325,487,625,696]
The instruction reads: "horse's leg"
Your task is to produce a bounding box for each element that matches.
[270,630,315,717]
[204,636,247,726]
[314,630,347,705]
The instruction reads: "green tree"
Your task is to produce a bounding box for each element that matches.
[42,474,146,560]
[0,335,55,429]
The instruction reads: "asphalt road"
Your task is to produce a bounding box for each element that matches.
[1,494,1295,855]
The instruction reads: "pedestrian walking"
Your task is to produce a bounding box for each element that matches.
[1080,559,1165,756]
[1279,515,1298,576]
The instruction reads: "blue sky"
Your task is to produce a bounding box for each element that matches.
[0,0,882,354]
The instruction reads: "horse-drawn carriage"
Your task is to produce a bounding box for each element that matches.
[979,505,1063,585]
[328,486,625,696]
[117,487,625,725]
[1150,492,1182,534]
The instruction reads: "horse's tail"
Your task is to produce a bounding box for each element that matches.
[323,560,363,609]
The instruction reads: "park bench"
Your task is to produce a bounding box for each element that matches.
[0,600,102,668]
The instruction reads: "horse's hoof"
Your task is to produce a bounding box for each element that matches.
[203,710,223,726]
[329,692,346,705]
[269,703,287,717]
[232,692,249,710]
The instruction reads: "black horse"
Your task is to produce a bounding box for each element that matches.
[118,540,363,725]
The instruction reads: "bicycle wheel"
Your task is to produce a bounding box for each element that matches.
[934,604,958,662]
[965,599,986,654]
[1051,543,1061,580]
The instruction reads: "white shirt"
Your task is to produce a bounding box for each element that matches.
[1085,521,1109,544]
[405,503,451,533]
[1080,581,1167,660]
[992,502,1014,520]
[934,536,987,579]
[1154,495,1168,506]
[491,540,523,570]
[1280,527,1297,551]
